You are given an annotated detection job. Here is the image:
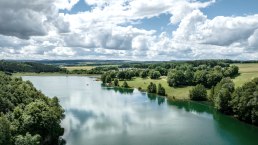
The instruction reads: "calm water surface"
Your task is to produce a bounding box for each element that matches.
[23,76,258,145]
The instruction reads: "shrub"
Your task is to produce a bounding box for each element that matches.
[189,84,207,101]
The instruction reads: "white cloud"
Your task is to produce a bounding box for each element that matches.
[0,0,69,39]
[0,0,258,60]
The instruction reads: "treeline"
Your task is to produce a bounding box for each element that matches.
[101,61,239,89]
[167,65,238,88]
[189,77,258,125]
[0,60,66,73]
[119,60,230,69]
[0,72,65,145]
[69,66,118,74]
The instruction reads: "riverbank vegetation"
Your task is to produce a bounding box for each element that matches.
[0,72,65,145]
[100,61,258,126]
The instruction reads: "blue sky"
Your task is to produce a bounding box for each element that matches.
[0,0,258,60]
[65,0,258,35]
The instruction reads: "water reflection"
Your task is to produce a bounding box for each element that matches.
[22,76,258,145]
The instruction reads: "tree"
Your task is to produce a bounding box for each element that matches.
[114,79,119,86]
[155,66,167,76]
[0,115,11,145]
[15,133,41,145]
[167,70,185,87]
[189,84,207,101]
[147,82,157,93]
[157,84,166,96]
[149,70,161,79]
[231,78,258,125]
[105,75,112,83]
[101,73,107,83]
[212,78,234,114]
[122,81,129,88]
[117,71,126,80]
[194,70,207,85]
[140,70,148,78]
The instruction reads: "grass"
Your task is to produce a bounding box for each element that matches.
[63,66,96,71]
[119,77,192,100]
[232,63,258,87]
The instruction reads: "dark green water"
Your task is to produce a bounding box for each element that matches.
[23,76,258,145]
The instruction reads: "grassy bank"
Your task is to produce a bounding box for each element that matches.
[118,63,258,100]
[119,77,192,100]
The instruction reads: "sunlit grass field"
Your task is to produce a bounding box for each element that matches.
[63,66,96,71]
[232,63,258,87]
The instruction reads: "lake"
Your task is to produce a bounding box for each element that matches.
[22,76,258,145]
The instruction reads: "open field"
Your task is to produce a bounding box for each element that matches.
[63,66,96,71]
[233,63,258,87]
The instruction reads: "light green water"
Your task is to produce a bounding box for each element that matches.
[23,76,258,145]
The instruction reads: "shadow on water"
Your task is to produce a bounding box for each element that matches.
[167,100,258,145]
[101,85,134,95]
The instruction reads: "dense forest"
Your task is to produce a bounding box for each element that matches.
[0,72,65,145]
[0,60,66,73]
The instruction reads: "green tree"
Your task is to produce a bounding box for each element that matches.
[0,115,11,145]
[15,133,41,145]
[231,78,258,125]
[149,70,161,79]
[105,75,112,83]
[189,84,207,101]
[147,82,157,93]
[212,78,235,114]
[140,70,148,78]
[167,70,185,87]
[122,81,129,88]
[117,71,126,80]
[114,79,119,86]
[157,84,166,96]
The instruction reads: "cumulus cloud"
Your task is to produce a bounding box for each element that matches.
[0,0,69,39]
[0,0,258,60]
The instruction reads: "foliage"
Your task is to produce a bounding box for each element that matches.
[157,84,166,96]
[0,72,65,145]
[122,81,129,88]
[114,79,119,86]
[189,84,207,101]
[212,78,235,114]
[147,82,157,94]
[140,70,148,78]
[149,70,161,79]
[167,70,185,87]
[0,115,11,145]
[0,60,65,73]
[15,133,40,145]
[231,78,258,125]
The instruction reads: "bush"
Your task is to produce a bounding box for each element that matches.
[212,78,234,114]
[149,70,161,79]
[147,82,157,93]
[122,81,129,88]
[189,84,207,101]
[114,79,119,86]
[157,84,166,96]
